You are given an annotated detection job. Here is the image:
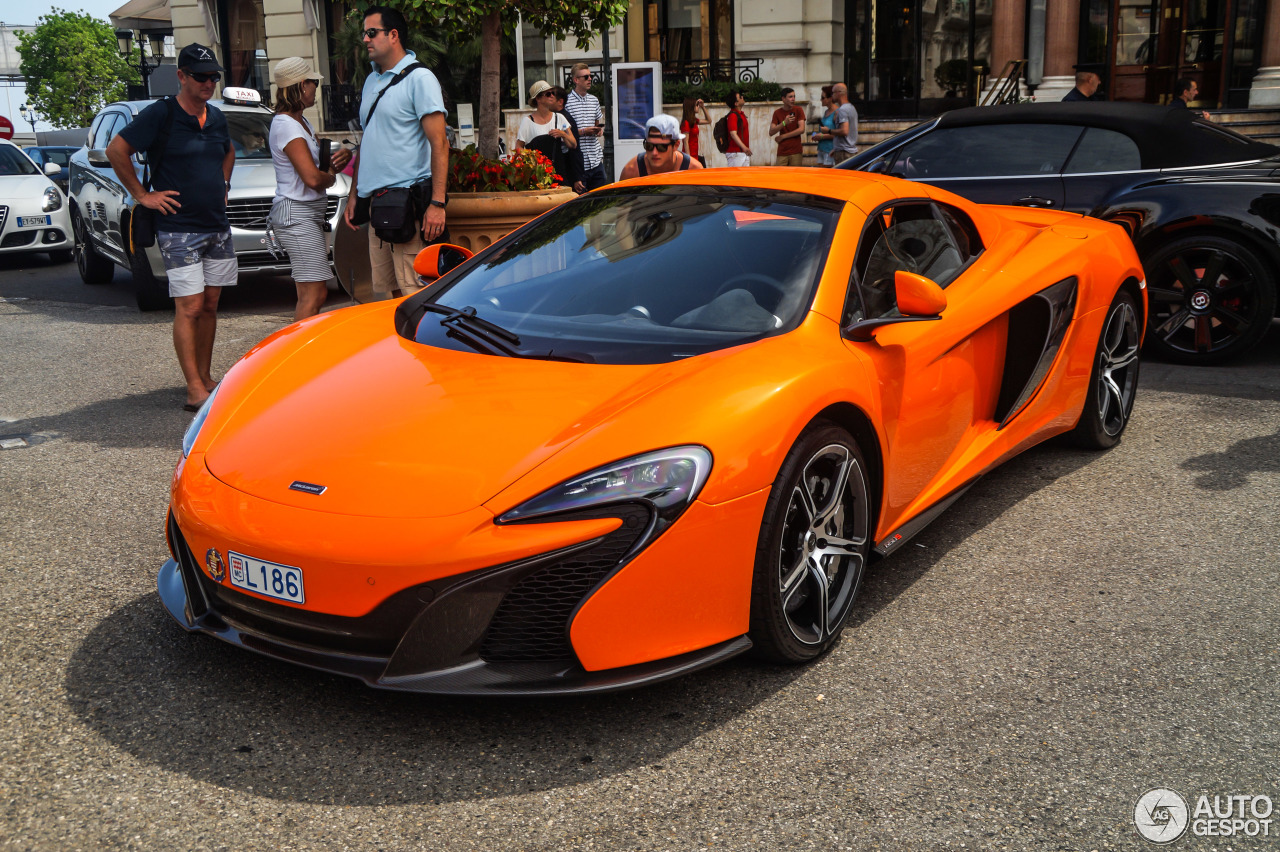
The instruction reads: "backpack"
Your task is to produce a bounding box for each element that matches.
[712,114,730,154]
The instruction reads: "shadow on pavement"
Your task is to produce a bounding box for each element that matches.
[1181,427,1280,490]
[62,443,1096,807]
[0,387,195,451]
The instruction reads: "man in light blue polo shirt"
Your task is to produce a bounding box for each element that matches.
[342,5,448,296]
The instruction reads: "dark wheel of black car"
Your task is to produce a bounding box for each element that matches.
[73,209,113,285]
[1072,289,1141,449]
[131,245,172,312]
[1144,235,1276,364]
[750,421,872,663]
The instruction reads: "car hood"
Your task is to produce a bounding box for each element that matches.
[0,173,55,200]
[228,159,279,195]
[229,158,350,197]
[203,308,693,519]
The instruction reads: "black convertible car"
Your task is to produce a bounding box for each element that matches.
[839,102,1280,364]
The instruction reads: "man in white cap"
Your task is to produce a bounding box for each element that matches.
[619,115,705,180]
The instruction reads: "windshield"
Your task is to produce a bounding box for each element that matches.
[414,187,842,365]
[0,145,39,176]
[227,111,272,159]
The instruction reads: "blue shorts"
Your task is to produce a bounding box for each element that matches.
[158,230,238,298]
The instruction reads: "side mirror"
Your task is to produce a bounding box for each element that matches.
[844,270,947,342]
[895,270,946,316]
[413,243,474,282]
[86,149,110,167]
[43,162,62,177]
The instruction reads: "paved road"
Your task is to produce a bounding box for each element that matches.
[3,257,1278,851]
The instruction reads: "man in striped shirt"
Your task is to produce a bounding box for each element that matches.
[564,63,608,193]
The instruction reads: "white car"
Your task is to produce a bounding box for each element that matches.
[0,138,73,263]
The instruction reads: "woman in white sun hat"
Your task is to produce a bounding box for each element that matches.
[268,56,351,320]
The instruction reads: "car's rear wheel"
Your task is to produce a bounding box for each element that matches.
[1072,289,1141,449]
[1144,235,1276,364]
[749,422,872,663]
[73,209,113,285]
[131,245,172,312]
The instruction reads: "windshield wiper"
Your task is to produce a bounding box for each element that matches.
[419,303,595,363]
[422,303,521,354]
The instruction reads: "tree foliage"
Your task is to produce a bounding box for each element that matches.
[16,9,138,129]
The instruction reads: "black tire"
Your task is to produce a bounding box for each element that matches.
[73,209,114,285]
[749,421,872,663]
[1143,235,1276,364]
[1072,289,1141,449]
[131,245,172,312]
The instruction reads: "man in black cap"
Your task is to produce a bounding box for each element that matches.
[107,43,237,411]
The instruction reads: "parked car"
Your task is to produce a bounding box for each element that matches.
[0,138,73,263]
[23,145,78,194]
[839,102,1280,364]
[160,168,1145,695]
[68,89,350,310]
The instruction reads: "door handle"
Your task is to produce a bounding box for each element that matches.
[1015,197,1055,208]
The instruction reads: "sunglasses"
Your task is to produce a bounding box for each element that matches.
[362,27,390,39]
[643,140,672,153]
[575,74,592,80]
[188,72,221,83]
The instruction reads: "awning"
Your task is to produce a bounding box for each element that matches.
[109,0,171,25]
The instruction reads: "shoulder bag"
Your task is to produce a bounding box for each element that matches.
[130,98,178,251]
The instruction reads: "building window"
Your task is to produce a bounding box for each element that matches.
[226,0,268,96]
[644,0,732,78]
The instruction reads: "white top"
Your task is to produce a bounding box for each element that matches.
[269,113,325,202]
[517,112,570,146]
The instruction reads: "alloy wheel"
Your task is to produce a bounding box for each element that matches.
[1095,298,1140,436]
[776,443,869,646]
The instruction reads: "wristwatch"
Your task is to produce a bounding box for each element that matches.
[428,199,446,209]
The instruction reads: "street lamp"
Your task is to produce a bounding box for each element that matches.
[116,28,167,99]
[17,103,37,133]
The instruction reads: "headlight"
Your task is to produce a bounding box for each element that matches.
[41,186,62,213]
[181,384,220,457]
[497,446,713,534]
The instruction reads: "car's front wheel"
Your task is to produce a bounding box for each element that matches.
[1072,289,1141,449]
[73,209,113,285]
[1144,235,1276,364]
[749,422,872,663]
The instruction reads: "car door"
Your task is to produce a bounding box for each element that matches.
[840,199,995,538]
[885,123,1084,211]
[1059,126,1145,213]
[82,110,131,258]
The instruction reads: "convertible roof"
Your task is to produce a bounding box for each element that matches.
[932,102,1280,169]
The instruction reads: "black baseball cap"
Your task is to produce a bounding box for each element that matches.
[178,43,224,74]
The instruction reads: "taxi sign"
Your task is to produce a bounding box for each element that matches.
[221,87,262,107]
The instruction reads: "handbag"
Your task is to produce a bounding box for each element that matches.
[130,206,157,251]
[370,186,416,243]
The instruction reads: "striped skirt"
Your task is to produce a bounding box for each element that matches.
[269,197,333,284]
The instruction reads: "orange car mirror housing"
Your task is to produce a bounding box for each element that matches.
[413,243,474,282]
[895,271,947,317]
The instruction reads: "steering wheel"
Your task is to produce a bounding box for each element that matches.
[713,273,787,311]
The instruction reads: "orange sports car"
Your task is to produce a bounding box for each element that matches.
[162,168,1145,694]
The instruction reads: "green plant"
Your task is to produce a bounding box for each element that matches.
[933,58,969,94]
[662,79,784,105]
[447,145,561,193]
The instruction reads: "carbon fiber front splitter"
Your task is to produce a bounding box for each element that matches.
[157,558,752,695]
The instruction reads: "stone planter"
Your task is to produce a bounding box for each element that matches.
[445,186,577,252]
